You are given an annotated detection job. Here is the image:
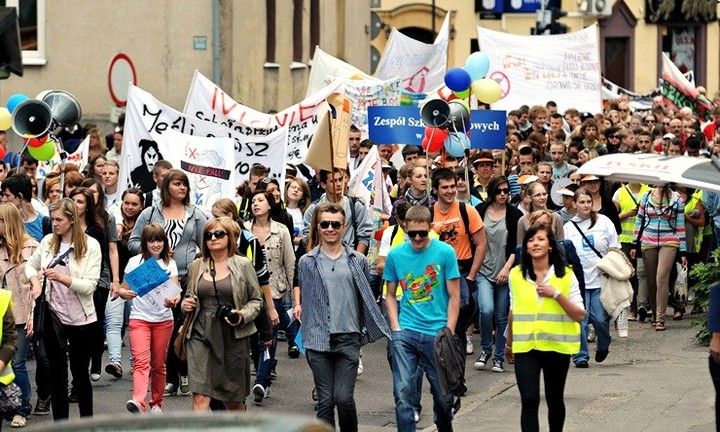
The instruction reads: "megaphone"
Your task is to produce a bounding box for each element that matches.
[447,101,470,133]
[420,99,450,128]
[11,99,52,138]
[41,90,82,127]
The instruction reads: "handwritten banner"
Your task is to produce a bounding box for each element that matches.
[661,53,715,121]
[306,47,375,97]
[327,76,402,139]
[476,24,602,113]
[125,258,169,297]
[184,70,343,164]
[37,135,89,178]
[120,83,287,203]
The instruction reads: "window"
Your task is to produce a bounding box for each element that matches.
[0,0,46,65]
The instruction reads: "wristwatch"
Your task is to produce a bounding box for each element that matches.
[552,290,561,300]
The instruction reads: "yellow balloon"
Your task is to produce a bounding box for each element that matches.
[472,79,502,104]
[0,107,10,131]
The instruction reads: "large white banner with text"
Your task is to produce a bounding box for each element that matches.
[476,24,602,113]
[326,76,402,138]
[306,47,375,97]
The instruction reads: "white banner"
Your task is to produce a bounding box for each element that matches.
[306,47,375,97]
[120,84,287,204]
[162,129,235,211]
[37,135,89,178]
[184,71,343,164]
[327,76,402,139]
[477,24,602,113]
[375,13,449,94]
[348,146,392,214]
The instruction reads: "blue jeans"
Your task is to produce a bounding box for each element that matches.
[572,289,611,363]
[11,324,31,417]
[381,299,422,413]
[280,295,298,350]
[105,297,125,364]
[307,333,361,431]
[254,298,283,388]
[391,328,453,432]
[476,274,510,363]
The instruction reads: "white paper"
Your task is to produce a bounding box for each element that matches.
[143,280,182,312]
[286,308,295,325]
[263,348,270,361]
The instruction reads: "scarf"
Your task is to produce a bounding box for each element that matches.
[404,188,429,207]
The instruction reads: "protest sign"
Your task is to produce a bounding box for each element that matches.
[184,71,343,165]
[368,106,424,145]
[469,110,507,150]
[661,53,715,121]
[375,13,449,94]
[125,258,169,297]
[328,76,402,138]
[121,84,287,201]
[476,24,602,113]
[306,47,375,97]
[37,135,89,178]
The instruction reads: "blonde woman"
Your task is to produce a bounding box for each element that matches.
[0,203,38,427]
[25,198,102,421]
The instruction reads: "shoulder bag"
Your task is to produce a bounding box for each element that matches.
[174,260,200,361]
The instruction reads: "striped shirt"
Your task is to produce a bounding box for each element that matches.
[298,245,391,352]
[633,191,686,251]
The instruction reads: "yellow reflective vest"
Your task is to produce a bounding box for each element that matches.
[0,290,14,385]
[509,266,580,355]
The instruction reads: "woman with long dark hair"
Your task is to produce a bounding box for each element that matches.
[506,224,585,432]
[26,198,102,420]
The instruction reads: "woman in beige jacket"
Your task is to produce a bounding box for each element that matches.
[25,198,102,421]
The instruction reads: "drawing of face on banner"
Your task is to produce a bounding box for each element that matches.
[128,139,164,191]
[184,148,226,208]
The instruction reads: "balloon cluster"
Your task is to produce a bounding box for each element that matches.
[421,51,501,157]
[4,93,55,161]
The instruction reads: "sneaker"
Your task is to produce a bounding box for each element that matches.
[34,396,51,416]
[277,330,287,342]
[595,350,609,363]
[288,346,300,359]
[105,362,123,378]
[491,360,504,373]
[413,409,420,423]
[357,358,364,376]
[575,360,589,368]
[150,405,162,414]
[179,376,191,396]
[474,352,490,370]
[270,367,277,381]
[637,305,648,322]
[311,387,318,402]
[10,414,26,428]
[252,384,265,406]
[90,372,101,382]
[587,324,596,343]
[466,339,474,355]
[163,383,177,396]
[126,399,142,414]
[618,329,628,338]
[68,387,78,403]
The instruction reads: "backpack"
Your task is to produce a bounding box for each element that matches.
[430,201,475,257]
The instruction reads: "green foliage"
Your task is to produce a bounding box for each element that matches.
[689,249,720,345]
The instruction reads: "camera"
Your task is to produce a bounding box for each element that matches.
[215,304,240,325]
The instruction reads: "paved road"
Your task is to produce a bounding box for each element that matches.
[19,314,717,431]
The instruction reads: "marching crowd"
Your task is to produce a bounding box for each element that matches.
[0,96,716,432]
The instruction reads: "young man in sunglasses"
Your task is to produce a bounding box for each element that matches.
[384,205,460,431]
[294,203,390,431]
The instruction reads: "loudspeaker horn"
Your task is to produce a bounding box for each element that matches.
[420,99,450,128]
[41,90,82,127]
[447,101,470,132]
[11,99,52,138]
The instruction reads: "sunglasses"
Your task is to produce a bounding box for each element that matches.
[495,188,510,195]
[645,119,656,123]
[609,135,619,139]
[406,230,429,238]
[319,220,342,230]
[204,230,227,241]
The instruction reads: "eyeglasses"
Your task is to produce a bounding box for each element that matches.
[532,192,548,198]
[203,230,227,241]
[319,220,342,230]
[663,121,671,125]
[621,109,629,112]
[406,230,429,238]
[495,188,510,195]
[609,135,619,139]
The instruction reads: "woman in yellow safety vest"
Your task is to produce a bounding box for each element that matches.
[505,224,585,432]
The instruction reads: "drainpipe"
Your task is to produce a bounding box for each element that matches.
[212,0,221,84]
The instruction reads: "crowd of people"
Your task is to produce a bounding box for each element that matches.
[0,96,716,431]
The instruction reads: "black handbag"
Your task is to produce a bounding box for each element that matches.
[31,247,74,343]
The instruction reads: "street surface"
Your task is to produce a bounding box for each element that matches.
[21,314,716,431]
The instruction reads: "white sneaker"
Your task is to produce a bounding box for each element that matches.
[179,376,191,396]
[90,372,101,382]
[587,324,597,343]
[252,384,265,406]
[466,339,474,355]
[414,409,420,423]
[618,329,629,338]
[357,358,364,376]
[150,405,162,414]
[126,400,142,414]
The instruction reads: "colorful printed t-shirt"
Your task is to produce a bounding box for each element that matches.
[431,200,484,261]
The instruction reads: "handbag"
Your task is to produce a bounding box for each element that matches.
[0,381,21,420]
[31,247,74,343]
[173,260,199,361]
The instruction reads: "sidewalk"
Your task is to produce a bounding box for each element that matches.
[438,318,714,432]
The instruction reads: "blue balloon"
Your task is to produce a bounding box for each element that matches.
[444,132,470,158]
[6,94,29,114]
[465,52,490,81]
[444,68,472,93]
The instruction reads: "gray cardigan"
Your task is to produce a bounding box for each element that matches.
[127,205,207,277]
